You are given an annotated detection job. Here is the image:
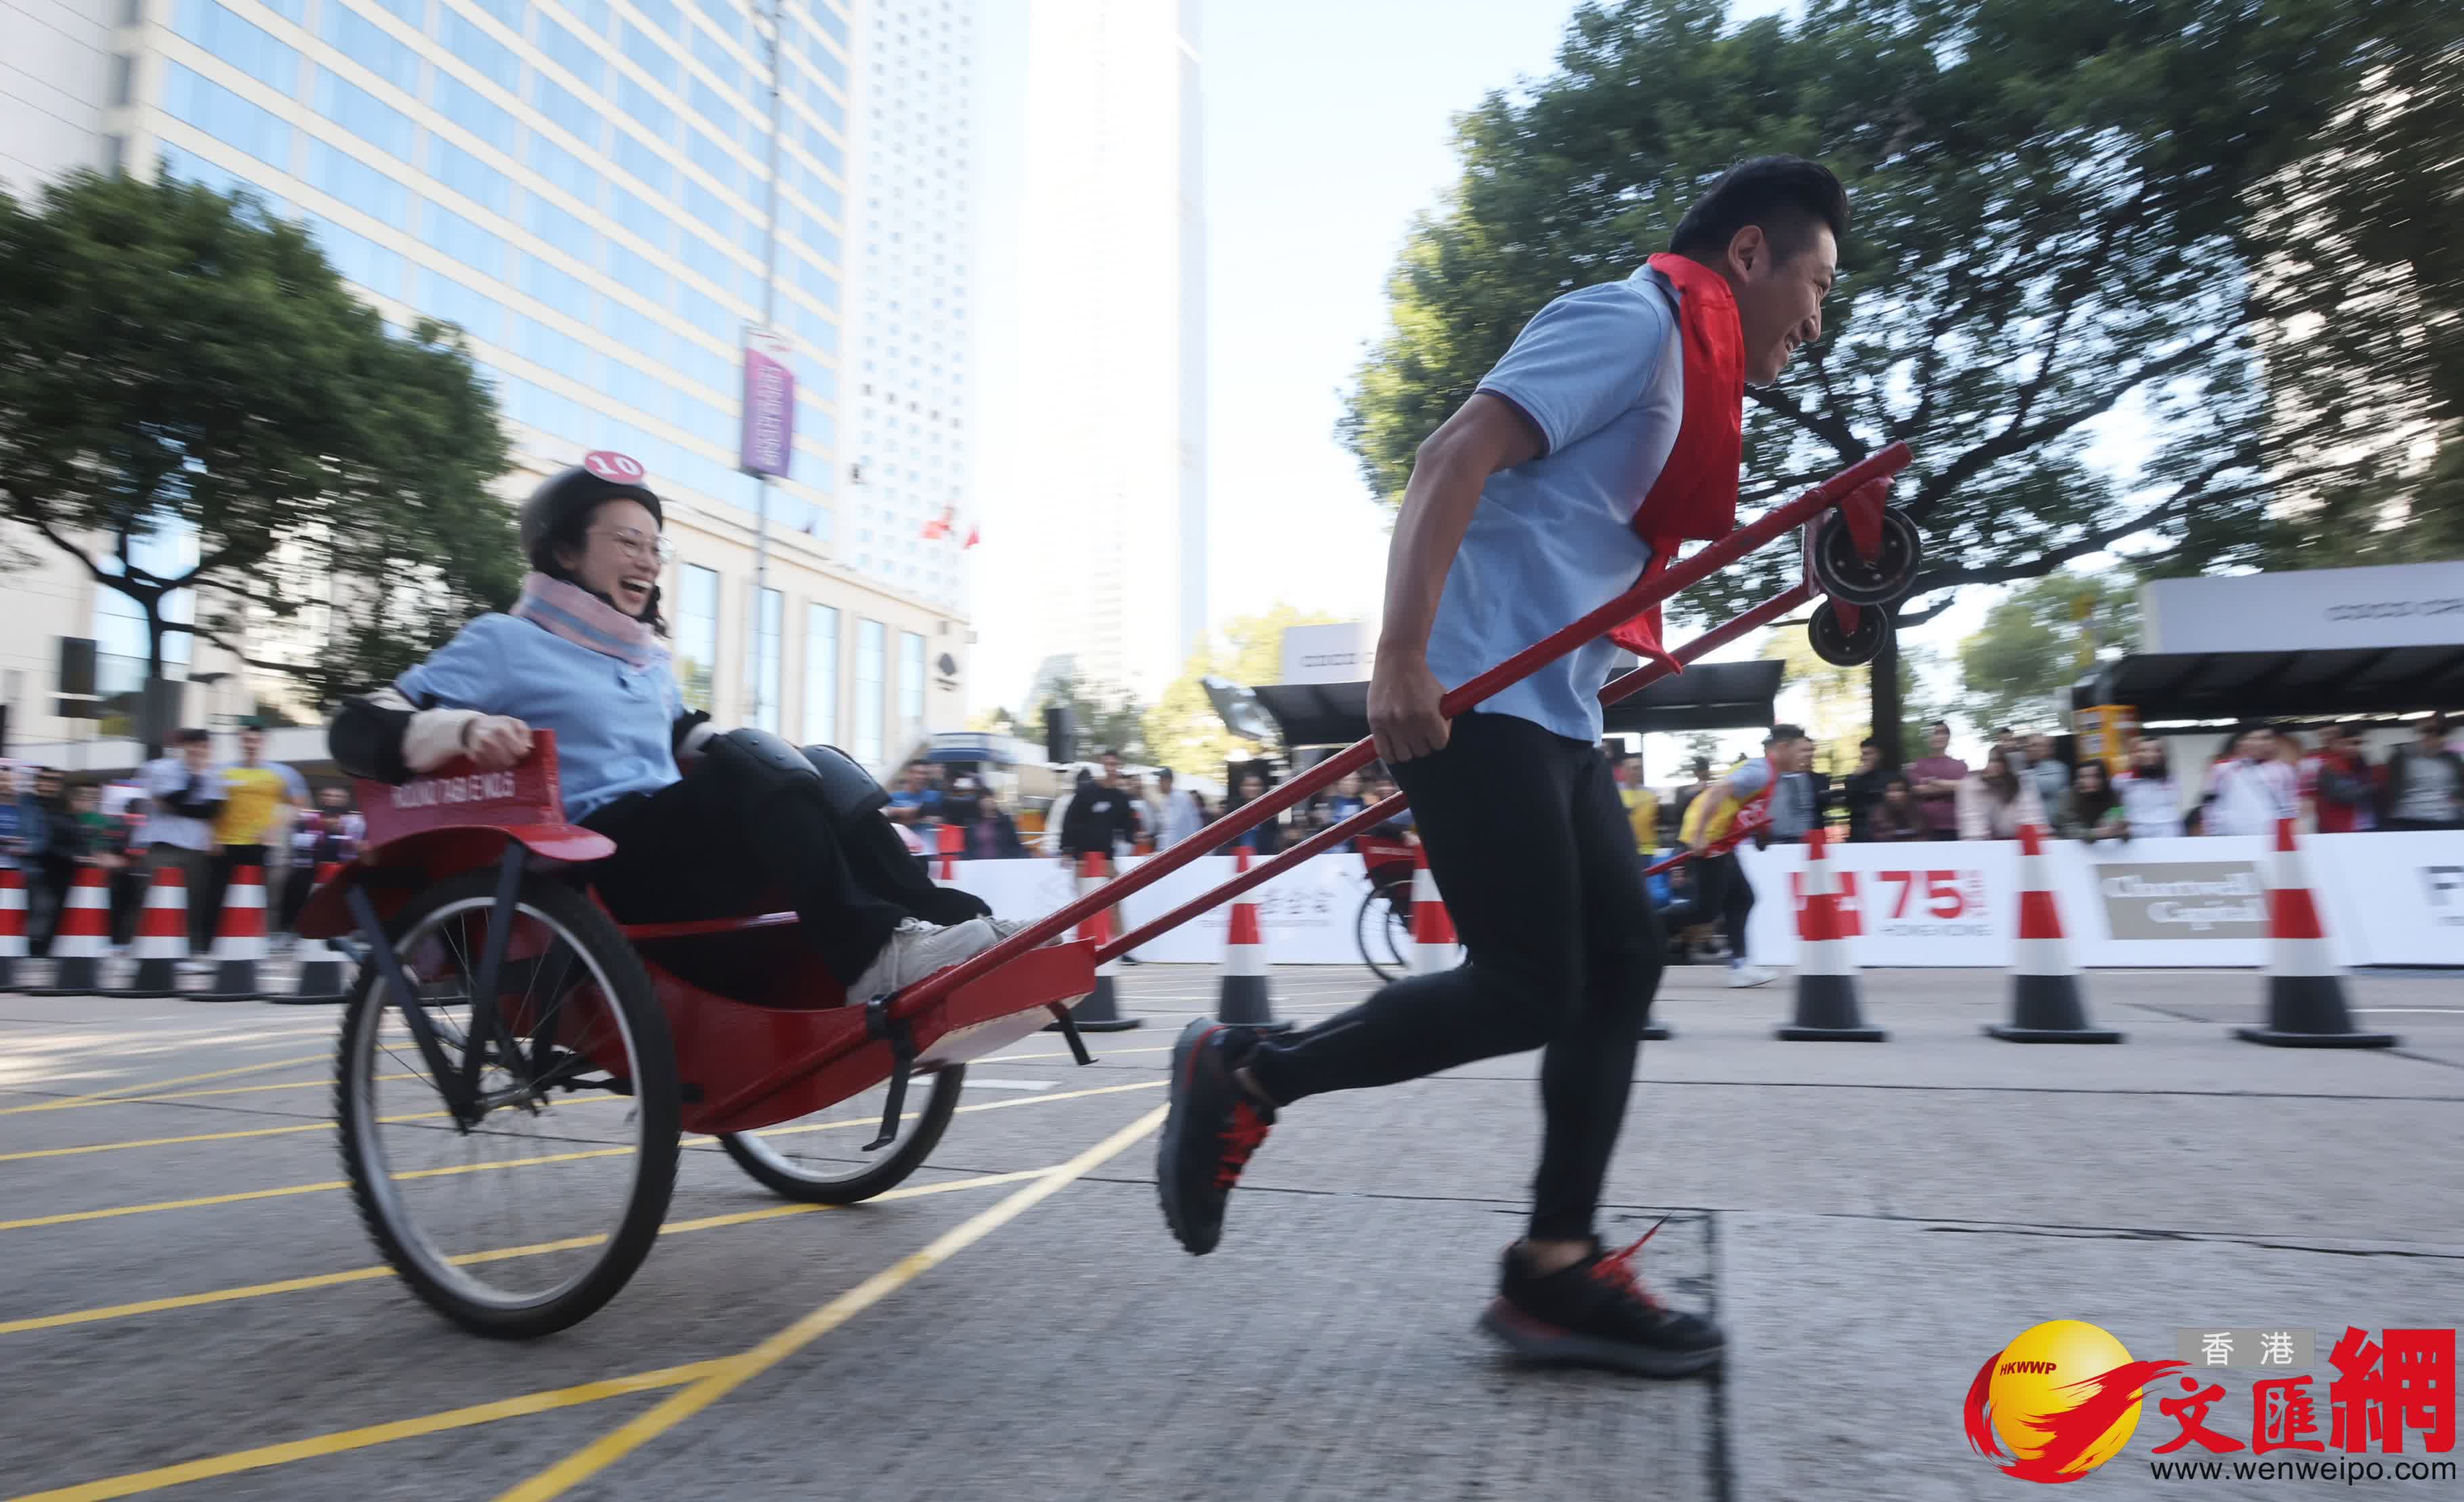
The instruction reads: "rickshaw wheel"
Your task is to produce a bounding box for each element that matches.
[334,871,680,1339]
[1809,507,1922,607]
[1807,598,1891,667]
[1356,882,1412,981]
[718,1065,966,1203]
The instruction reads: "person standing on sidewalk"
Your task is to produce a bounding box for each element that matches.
[2379,714,2463,832]
[1907,721,1969,842]
[1158,156,1853,1378]
[208,725,307,939]
[141,729,224,951]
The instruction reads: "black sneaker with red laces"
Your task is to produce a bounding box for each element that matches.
[1477,1222,1725,1377]
[1157,1018,1276,1256]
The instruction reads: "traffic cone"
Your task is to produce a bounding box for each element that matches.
[0,868,27,992]
[934,822,964,886]
[1217,846,1289,1031]
[1987,820,2121,1043]
[1410,844,1459,975]
[275,863,351,1004]
[195,864,267,1002]
[27,869,112,996]
[2236,818,2395,1048]
[1045,851,1139,1033]
[111,867,191,999]
[1775,828,1884,1041]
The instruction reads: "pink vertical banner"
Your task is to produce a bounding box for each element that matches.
[738,327,796,478]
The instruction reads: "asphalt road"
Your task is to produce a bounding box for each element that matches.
[1,964,2458,1501]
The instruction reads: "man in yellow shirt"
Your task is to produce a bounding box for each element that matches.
[1616,752,1660,853]
[209,725,307,936]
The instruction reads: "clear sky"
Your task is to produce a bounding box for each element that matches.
[964,0,2015,765]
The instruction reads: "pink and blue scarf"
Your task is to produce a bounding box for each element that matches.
[509,572,668,671]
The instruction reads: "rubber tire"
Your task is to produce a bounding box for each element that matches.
[334,871,680,1340]
[1809,507,1922,607]
[1356,884,1410,983]
[717,1064,966,1203]
[1807,599,1890,667]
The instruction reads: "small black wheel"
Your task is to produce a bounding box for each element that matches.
[335,871,680,1339]
[718,1064,966,1204]
[1355,884,1411,981]
[1810,507,1922,607]
[1807,599,1890,666]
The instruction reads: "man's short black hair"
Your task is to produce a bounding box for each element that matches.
[1157,767,1174,784]
[1669,156,1849,266]
[1767,723,1807,745]
[1860,737,1877,750]
[177,727,211,745]
[1691,756,1712,775]
[1928,719,1951,734]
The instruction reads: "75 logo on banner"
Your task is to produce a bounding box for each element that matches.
[1790,867,1987,934]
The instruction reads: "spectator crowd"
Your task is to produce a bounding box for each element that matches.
[1,725,364,962]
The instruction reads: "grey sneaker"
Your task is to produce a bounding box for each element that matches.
[850,917,1003,1000]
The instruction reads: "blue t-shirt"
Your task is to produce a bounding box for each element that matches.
[395,614,683,821]
[1424,265,1686,744]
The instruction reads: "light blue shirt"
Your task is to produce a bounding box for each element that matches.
[1425,265,1685,744]
[395,614,683,821]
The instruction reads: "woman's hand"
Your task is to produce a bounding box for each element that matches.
[461,716,534,771]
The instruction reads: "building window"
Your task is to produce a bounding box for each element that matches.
[804,602,838,745]
[855,618,883,769]
[675,563,719,711]
[748,584,781,731]
[899,629,924,757]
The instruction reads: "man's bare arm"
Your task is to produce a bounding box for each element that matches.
[1366,394,1544,765]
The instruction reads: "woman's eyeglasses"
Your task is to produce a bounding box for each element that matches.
[590,527,676,564]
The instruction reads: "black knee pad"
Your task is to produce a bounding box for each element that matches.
[796,742,891,823]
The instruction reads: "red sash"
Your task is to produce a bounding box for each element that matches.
[1607,254,1745,667]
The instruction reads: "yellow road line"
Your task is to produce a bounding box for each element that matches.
[0,1079,1162,1230]
[0,1167,1052,1337]
[0,1055,332,1116]
[497,1104,1167,1501]
[5,1361,726,1502]
[17,1072,412,1111]
[6,1075,1159,1164]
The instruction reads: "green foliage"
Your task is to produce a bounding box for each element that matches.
[0,171,518,721]
[1030,666,1148,765]
[1144,604,1345,777]
[1760,624,1941,772]
[1339,0,2449,721]
[1955,570,2140,733]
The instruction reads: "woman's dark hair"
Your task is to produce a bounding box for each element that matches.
[540,499,668,635]
[1882,774,1914,799]
[2071,760,2119,827]
[2130,737,2171,780]
[1670,156,1851,264]
[1981,758,2019,799]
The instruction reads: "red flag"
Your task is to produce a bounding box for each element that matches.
[964,525,979,549]
[920,518,949,540]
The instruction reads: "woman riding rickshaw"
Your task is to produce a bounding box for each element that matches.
[329,452,1020,1001]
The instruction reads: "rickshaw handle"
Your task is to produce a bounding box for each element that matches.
[895,442,1908,1016]
[1098,578,1815,960]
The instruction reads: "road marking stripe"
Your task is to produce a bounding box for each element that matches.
[496,1104,1168,1501]
[5,1362,727,1502]
[0,1080,1162,1230]
[0,1168,1052,1337]
[0,1056,332,1116]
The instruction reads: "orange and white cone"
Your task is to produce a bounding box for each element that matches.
[277,863,351,1004]
[1410,843,1459,975]
[196,864,266,1002]
[1217,846,1287,1030]
[112,867,191,998]
[28,869,112,996]
[2236,817,2394,1048]
[1775,828,1884,1041]
[1048,851,1138,1033]
[0,867,28,992]
[934,822,964,886]
[1987,811,2121,1044]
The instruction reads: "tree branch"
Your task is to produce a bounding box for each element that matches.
[20,513,117,593]
[1748,383,1862,463]
[2008,181,2162,430]
[1909,325,2239,523]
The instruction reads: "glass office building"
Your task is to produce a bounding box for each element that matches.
[0,0,970,769]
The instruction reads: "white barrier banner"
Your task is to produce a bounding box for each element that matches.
[941,855,1376,965]
[1734,832,2464,968]
[941,830,2464,969]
